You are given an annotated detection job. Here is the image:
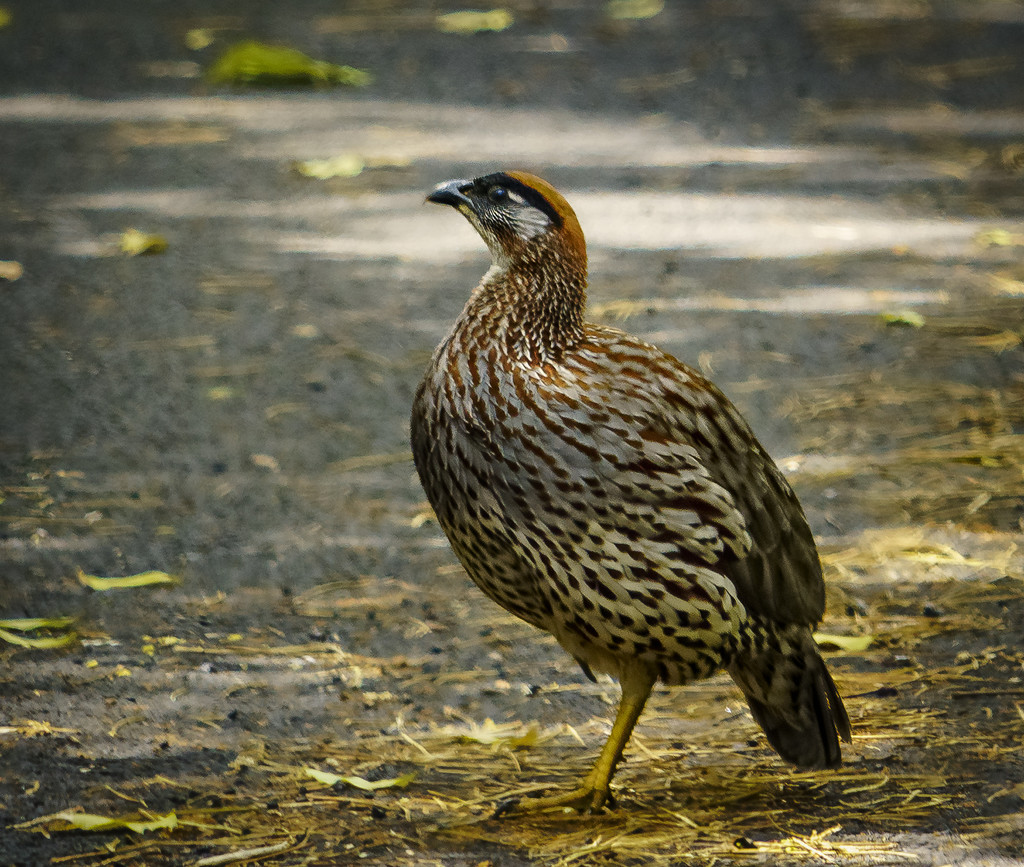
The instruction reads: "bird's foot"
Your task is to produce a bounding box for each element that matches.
[493,784,616,817]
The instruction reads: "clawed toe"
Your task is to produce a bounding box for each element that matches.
[497,785,615,816]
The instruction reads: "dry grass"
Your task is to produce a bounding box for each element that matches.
[15,557,1024,866]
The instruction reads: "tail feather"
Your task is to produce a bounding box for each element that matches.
[730,627,851,769]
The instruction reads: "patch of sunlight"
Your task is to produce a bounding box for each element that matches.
[52,183,1020,263]
[0,94,941,178]
[815,107,1024,137]
[255,192,1016,263]
[592,287,946,318]
[31,95,1024,262]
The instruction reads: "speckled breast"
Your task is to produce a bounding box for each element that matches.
[411,329,749,686]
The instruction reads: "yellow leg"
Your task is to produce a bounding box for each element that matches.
[509,665,656,814]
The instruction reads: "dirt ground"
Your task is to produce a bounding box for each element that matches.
[2,1,1024,865]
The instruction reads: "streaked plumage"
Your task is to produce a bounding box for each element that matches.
[412,171,851,812]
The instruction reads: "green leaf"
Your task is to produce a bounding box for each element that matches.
[607,0,664,20]
[76,568,178,590]
[455,719,542,749]
[208,41,372,87]
[0,617,75,632]
[975,228,1024,248]
[0,628,76,649]
[292,154,365,180]
[51,811,178,834]
[304,767,416,790]
[185,28,215,51]
[814,632,874,653]
[119,229,168,256]
[206,385,236,401]
[436,9,514,34]
[880,309,925,328]
[0,617,76,649]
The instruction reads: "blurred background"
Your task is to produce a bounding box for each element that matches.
[1,2,1023,864]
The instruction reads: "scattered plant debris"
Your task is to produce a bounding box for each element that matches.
[207,41,372,87]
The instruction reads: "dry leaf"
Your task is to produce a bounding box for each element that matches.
[814,632,874,653]
[67,811,175,834]
[880,310,925,328]
[208,41,372,87]
[185,28,215,50]
[0,617,76,649]
[607,0,664,20]
[0,628,76,649]
[0,260,23,280]
[293,153,365,179]
[250,453,280,472]
[436,9,513,34]
[0,617,74,632]
[76,568,178,590]
[120,229,168,256]
[987,273,1024,296]
[975,228,1024,248]
[304,767,416,790]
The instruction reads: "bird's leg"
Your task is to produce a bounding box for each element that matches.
[507,665,656,815]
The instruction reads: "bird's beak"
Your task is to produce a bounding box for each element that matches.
[426,178,473,209]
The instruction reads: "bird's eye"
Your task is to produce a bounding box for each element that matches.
[488,186,509,204]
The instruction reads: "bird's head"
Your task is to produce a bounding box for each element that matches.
[427,171,587,277]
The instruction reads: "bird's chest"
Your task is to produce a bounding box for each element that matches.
[411,340,563,627]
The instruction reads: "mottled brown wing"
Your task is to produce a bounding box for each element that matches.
[577,327,826,627]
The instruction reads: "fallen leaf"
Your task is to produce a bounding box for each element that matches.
[292,153,365,179]
[0,719,79,738]
[975,228,1024,248]
[0,617,76,649]
[436,9,513,34]
[607,0,664,19]
[48,811,177,834]
[0,260,23,280]
[0,617,74,632]
[76,568,178,590]
[451,718,548,749]
[814,633,874,653]
[250,453,280,472]
[0,628,76,649]
[185,28,215,50]
[988,273,1024,296]
[880,310,925,328]
[120,229,168,256]
[304,767,416,790]
[208,41,372,87]
[965,331,1021,353]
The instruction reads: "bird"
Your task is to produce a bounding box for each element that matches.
[411,170,851,813]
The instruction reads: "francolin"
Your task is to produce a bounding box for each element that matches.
[411,171,851,813]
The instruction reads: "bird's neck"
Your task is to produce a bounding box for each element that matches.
[466,255,587,364]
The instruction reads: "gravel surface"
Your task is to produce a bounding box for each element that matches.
[2,2,1024,864]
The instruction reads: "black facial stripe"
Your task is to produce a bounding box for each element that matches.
[471,172,563,229]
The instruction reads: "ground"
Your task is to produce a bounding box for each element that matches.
[1,1,1024,865]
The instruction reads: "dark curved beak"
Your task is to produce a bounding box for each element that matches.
[426,178,472,208]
